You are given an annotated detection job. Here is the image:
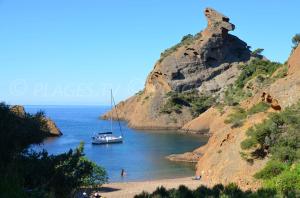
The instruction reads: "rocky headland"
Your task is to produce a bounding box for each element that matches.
[10,105,62,136]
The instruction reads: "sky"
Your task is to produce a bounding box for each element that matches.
[0,0,299,105]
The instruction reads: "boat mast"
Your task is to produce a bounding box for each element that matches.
[111,90,124,138]
[110,89,113,132]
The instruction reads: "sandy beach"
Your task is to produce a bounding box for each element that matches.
[94,177,203,198]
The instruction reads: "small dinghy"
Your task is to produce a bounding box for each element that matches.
[92,90,123,145]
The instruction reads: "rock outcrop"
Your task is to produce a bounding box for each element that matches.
[10,105,26,117]
[10,105,62,136]
[102,8,252,130]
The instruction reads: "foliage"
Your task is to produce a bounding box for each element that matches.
[160,90,215,117]
[224,59,283,106]
[254,160,288,179]
[225,102,270,128]
[251,48,264,56]
[0,102,107,197]
[292,33,300,48]
[241,101,300,160]
[0,102,48,164]
[247,102,270,115]
[240,138,258,150]
[235,59,282,89]
[263,163,300,196]
[134,183,278,198]
[159,32,202,62]
[224,85,250,106]
[225,107,247,128]
[240,101,300,195]
[273,64,288,79]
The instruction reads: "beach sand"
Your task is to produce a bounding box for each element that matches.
[93,177,203,198]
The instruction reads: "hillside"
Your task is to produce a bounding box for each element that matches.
[102,8,253,130]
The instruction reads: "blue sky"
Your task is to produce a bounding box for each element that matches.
[0,0,299,105]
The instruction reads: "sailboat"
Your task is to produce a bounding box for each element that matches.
[92,90,123,144]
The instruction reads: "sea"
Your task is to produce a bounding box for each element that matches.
[25,105,208,182]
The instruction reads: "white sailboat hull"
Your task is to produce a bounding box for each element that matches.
[92,135,123,144]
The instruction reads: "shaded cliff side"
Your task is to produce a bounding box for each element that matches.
[102,8,253,129]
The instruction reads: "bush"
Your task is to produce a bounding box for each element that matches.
[225,107,247,128]
[240,101,300,194]
[160,91,215,117]
[241,138,257,150]
[254,160,288,179]
[224,59,282,106]
[0,102,107,197]
[251,48,264,56]
[247,102,270,115]
[225,102,269,128]
[292,33,300,48]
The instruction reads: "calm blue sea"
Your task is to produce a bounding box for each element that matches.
[25,105,208,182]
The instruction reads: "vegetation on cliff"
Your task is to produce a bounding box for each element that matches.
[225,102,270,128]
[0,103,107,197]
[159,33,202,62]
[292,33,300,49]
[160,90,215,117]
[240,101,300,196]
[224,59,283,106]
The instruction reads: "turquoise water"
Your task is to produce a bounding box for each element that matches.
[26,106,208,182]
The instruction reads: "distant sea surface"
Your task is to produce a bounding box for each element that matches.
[26,105,208,182]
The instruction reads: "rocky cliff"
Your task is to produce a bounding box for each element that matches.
[169,45,300,189]
[10,105,62,136]
[102,8,252,129]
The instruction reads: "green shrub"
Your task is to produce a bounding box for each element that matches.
[240,101,300,194]
[160,91,215,117]
[241,138,257,150]
[236,59,282,89]
[224,59,282,106]
[0,102,107,197]
[254,160,288,179]
[264,163,300,196]
[224,85,248,106]
[225,107,247,128]
[247,102,270,115]
[273,65,288,79]
[292,33,300,48]
[251,48,264,56]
